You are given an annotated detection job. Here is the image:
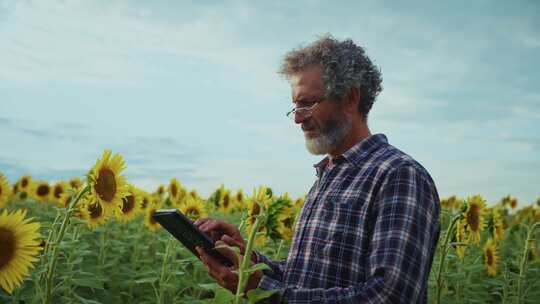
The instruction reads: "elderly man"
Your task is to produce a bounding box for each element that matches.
[195,35,441,303]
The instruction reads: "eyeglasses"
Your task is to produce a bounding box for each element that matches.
[285,96,326,120]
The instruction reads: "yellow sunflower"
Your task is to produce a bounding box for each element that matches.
[144,206,161,232]
[30,180,51,203]
[68,177,83,190]
[218,189,235,214]
[233,189,246,211]
[0,209,42,294]
[168,178,182,202]
[483,238,498,277]
[276,205,296,241]
[487,207,505,242]
[0,172,11,209]
[116,184,141,222]
[463,194,486,245]
[51,181,68,206]
[155,184,165,197]
[81,200,107,228]
[87,149,129,217]
[509,197,518,209]
[139,191,152,212]
[180,196,207,221]
[455,220,467,261]
[17,175,32,192]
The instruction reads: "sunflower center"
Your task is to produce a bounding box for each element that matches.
[223,195,230,208]
[54,186,63,199]
[150,210,157,224]
[283,217,293,228]
[142,198,149,209]
[171,184,178,197]
[21,178,29,188]
[0,186,2,196]
[37,185,50,197]
[486,249,493,265]
[122,195,135,214]
[96,168,117,202]
[467,204,480,231]
[0,228,16,269]
[89,203,104,219]
[186,207,200,216]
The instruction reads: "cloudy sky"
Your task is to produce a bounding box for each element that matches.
[1,0,538,206]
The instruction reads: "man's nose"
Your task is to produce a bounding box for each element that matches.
[294,113,308,124]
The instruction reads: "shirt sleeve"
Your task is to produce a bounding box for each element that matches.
[253,251,287,281]
[256,165,441,304]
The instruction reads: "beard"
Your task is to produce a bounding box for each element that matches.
[303,112,352,155]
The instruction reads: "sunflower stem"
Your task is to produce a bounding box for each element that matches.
[517,222,540,302]
[274,239,284,260]
[235,211,266,304]
[158,236,175,304]
[42,185,89,304]
[436,214,461,304]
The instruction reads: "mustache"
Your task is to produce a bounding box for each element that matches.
[301,122,316,131]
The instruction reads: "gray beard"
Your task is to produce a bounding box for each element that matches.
[305,115,352,155]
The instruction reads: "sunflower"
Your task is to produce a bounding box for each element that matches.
[30,180,51,203]
[218,189,234,214]
[17,175,32,192]
[537,197,540,208]
[180,196,207,221]
[483,238,498,277]
[455,220,467,261]
[276,205,296,241]
[144,206,161,232]
[509,197,518,209]
[81,200,107,228]
[155,184,165,197]
[139,191,152,212]
[168,178,182,202]
[487,207,504,242]
[116,184,141,222]
[463,194,486,245]
[51,181,68,206]
[233,189,246,211]
[68,177,83,190]
[189,189,202,201]
[59,191,74,208]
[0,209,42,294]
[87,149,129,217]
[0,173,11,209]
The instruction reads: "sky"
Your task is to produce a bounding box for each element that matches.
[0,0,539,206]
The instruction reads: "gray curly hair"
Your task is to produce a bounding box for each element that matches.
[279,34,383,120]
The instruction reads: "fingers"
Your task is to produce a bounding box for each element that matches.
[215,240,240,268]
[196,246,238,292]
[221,234,246,254]
[196,218,243,243]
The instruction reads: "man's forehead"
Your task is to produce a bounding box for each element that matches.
[290,67,324,102]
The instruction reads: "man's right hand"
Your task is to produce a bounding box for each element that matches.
[194,217,247,253]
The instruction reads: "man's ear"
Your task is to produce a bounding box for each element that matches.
[346,86,361,113]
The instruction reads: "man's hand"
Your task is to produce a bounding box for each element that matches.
[194,218,262,294]
[194,217,257,263]
[196,236,263,295]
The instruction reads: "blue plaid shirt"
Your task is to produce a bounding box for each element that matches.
[255,133,441,303]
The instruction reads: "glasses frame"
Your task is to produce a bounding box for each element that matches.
[286,96,326,120]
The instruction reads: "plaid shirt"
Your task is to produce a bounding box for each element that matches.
[255,133,441,303]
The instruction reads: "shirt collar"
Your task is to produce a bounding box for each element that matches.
[313,133,388,176]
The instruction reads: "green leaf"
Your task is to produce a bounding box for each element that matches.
[212,288,235,304]
[72,278,104,290]
[134,277,158,284]
[246,288,278,304]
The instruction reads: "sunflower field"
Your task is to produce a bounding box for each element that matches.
[0,150,539,303]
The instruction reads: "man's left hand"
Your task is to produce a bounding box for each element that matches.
[196,236,263,295]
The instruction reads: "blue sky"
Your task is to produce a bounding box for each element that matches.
[0,0,539,206]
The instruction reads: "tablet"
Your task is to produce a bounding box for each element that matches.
[152,209,233,267]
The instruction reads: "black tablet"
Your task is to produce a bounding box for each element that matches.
[152,209,233,267]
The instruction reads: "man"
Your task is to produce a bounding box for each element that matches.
[195,35,441,303]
